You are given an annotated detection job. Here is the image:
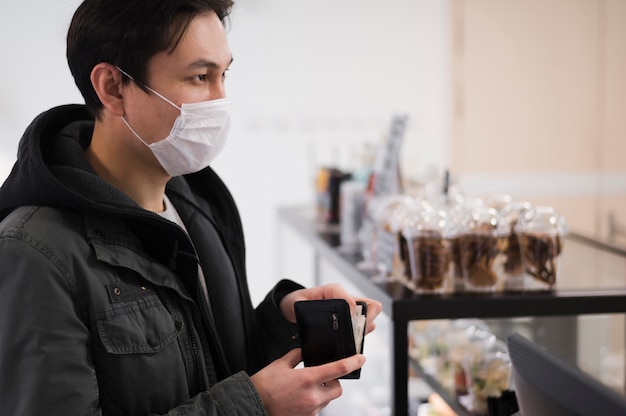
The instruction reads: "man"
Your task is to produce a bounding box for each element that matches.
[0,0,382,415]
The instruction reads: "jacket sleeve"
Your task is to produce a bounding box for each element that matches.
[160,372,266,416]
[0,234,268,416]
[254,279,304,362]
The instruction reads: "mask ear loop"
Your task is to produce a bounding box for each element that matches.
[114,66,181,111]
[120,116,151,148]
[115,65,159,147]
[115,66,134,81]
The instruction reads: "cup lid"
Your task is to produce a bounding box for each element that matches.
[461,206,510,236]
[500,200,533,228]
[514,206,569,235]
[402,202,453,238]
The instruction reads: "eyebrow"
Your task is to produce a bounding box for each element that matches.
[186,56,234,70]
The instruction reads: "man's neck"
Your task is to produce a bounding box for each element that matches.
[86,120,169,213]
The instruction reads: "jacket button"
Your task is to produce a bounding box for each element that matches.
[94,229,103,237]
[113,287,121,296]
[140,285,147,291]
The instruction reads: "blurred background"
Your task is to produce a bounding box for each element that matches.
[1,0,624,306]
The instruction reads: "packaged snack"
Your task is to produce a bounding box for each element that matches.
[462,340,512,415]
[372,194,417,281]
[444,195,472,290]
[408,320,451,378]
[458,206,510,292]
[445,319,494,397]
[499,201,533,290]
[514,206,568,290]
[402,203,454,293]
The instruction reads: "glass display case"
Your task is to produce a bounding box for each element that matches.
[278,206,626,416]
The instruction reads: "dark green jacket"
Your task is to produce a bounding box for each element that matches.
[0,105,301,415]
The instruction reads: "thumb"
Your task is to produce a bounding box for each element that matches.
[282,348,303,368]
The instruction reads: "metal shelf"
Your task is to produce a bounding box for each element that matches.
[278,206,626,415]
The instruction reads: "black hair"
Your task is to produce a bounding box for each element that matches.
[66,0,234,118]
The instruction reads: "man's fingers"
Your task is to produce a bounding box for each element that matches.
[320,284,357,312]
[313,354,366,383]
[282,348,303,368]
[320,378,341,389]
[355,297,383,334]
[319,378,343,403]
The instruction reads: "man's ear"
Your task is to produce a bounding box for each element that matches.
[90,63,126,116]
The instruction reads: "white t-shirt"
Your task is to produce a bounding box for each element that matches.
[159,195,210,302]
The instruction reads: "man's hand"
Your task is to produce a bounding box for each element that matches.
[250,348,365,416]
[279,283,383,335]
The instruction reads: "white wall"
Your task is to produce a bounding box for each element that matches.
[218,0,450,303]
[0,1,83,177]
[0,0,450,304]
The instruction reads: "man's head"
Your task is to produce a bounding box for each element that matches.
[67,0,234,118]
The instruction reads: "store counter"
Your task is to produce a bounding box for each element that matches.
[278,206,626,416]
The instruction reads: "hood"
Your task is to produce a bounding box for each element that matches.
[0,104,145,220]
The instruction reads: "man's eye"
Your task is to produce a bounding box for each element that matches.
[195,74,208,82]
[222,68,230,79]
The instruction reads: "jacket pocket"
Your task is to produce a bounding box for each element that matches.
[96,289,183,355]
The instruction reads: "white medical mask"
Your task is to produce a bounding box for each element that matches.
[117,67,231,177]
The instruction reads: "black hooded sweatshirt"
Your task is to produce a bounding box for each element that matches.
[0,104,301,415]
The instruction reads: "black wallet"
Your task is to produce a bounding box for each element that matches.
[294,299,367,379]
